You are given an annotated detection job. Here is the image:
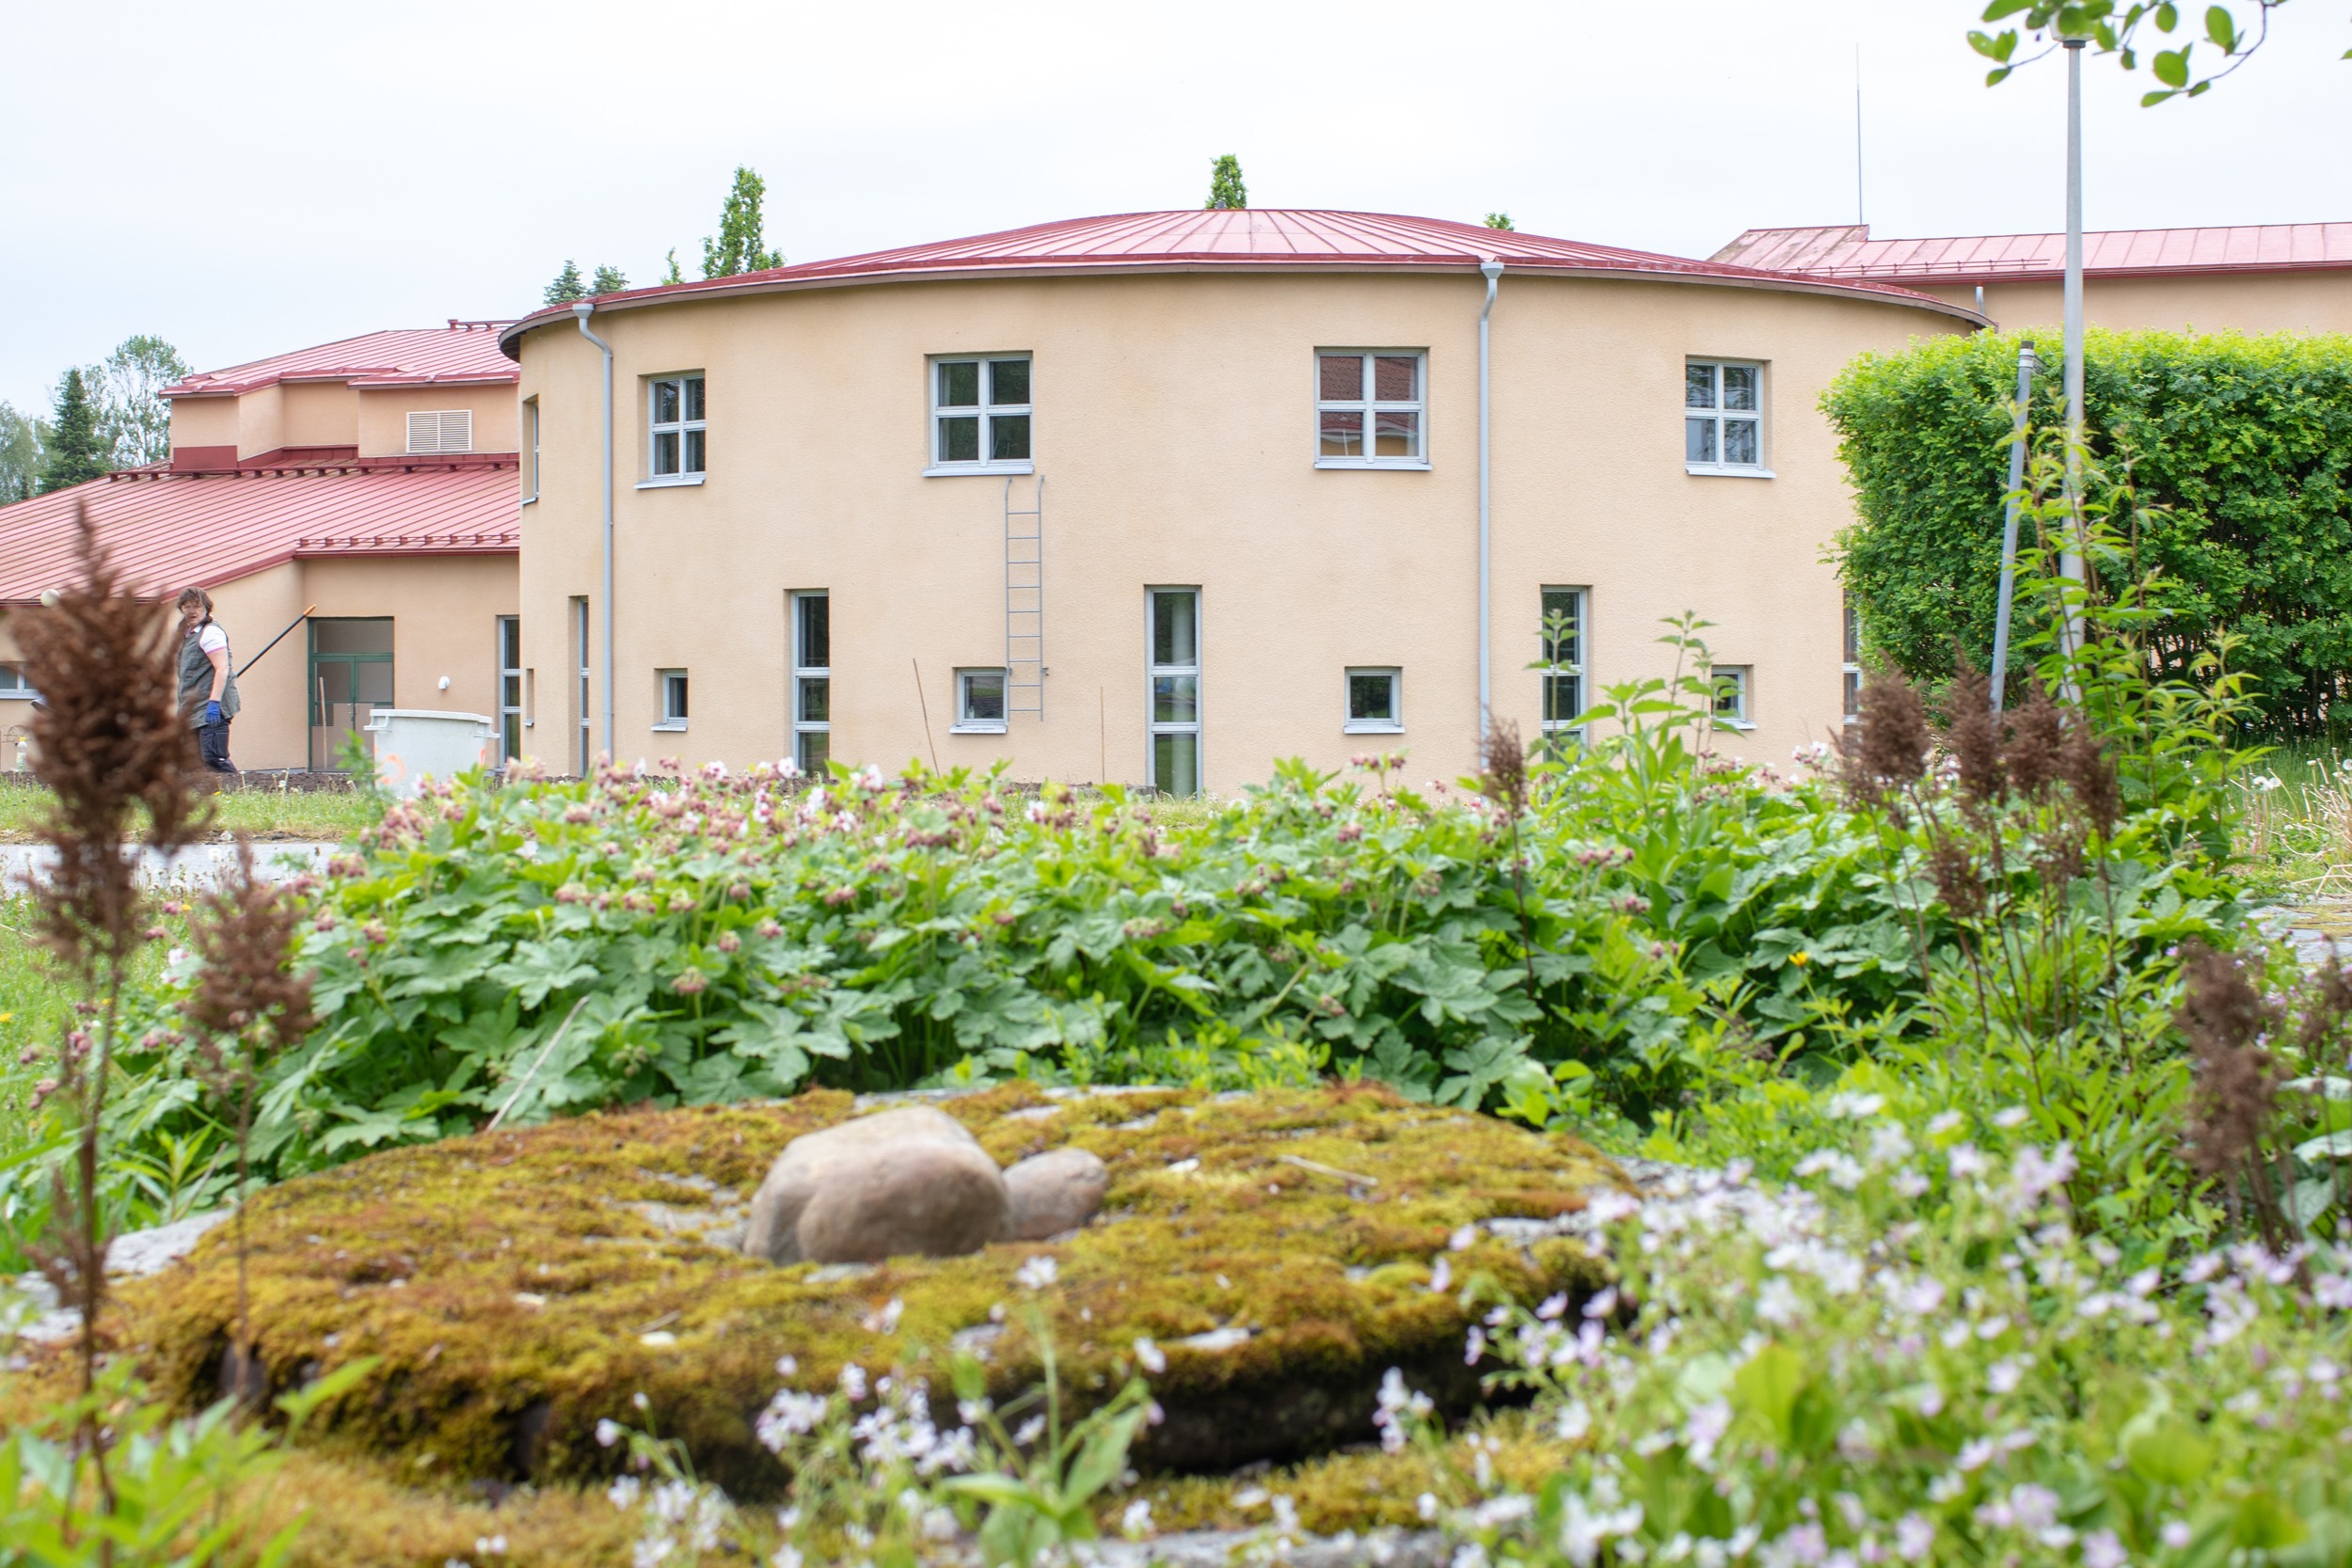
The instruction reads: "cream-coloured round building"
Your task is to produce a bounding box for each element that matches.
[499,210,1979,791]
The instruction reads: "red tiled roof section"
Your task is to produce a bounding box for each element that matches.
[1711,222,2352,282]
[0,456,519,605]
[501,209,1975,352]
[164,321,516,399]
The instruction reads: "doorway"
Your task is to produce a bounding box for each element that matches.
[309,618,393,771]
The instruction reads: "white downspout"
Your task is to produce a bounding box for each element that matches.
[573,302,615,766]
[1477,257,1504,741]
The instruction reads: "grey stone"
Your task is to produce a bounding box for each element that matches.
[1002,1147,1109,1240]
[794,1138,1009,1263]
[742,1105,994,1264]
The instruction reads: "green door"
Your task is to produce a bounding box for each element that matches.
[309,618,393,771]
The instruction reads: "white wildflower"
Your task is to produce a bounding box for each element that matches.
[1133,1336,1167,1373]
[1014,1255,1059,1291]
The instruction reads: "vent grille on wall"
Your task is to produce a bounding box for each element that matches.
[405,410,473,453]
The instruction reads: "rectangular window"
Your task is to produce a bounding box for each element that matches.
[572,596,593,774]
[954,668,1007,734]
[1684,360,1765,474]
[497,616,523,765]
[793,592,831,774]
[521,398,540,500]
[1540,587,1588,749]
[656,669,689,731]
[928,356,1031,472]
[1343,667,1402,733]
[1843,596,1862,723]
[1147,588,1200,796]
[1712,664,1753,728]
[1316,350,1426,467]
[0,662,37,699]
[405,409,474,454]
[648,374,707,479]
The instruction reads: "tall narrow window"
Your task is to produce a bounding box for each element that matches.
[648,374,707,479]
[1148,588,1200,796]
[522,398,540,499]
[656,670,689,731]
[497,616,523,766]
[1843,596,1862,722]
[1684,361,1764,473]
[793,592,831,774]
[572,596,592,775]
[1540,587,1588,750]
[928,356,1031,471]
[1316,351,1425,467]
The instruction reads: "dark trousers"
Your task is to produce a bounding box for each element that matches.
[198,721,236,774]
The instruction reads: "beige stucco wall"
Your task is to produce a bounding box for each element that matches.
[169,381,520,461]
[511,270,1971,790]
[1917,270,2352,336]
[357,386,520,459]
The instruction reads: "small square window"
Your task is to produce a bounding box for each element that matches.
[1684,361,1765,475]
[954,668,1008,733]
[648,374,707,478]
[1711,665,1753,728]
[929,356,1032,473]
[0,662,38,699]
[656,669,689,730]
[1343,668,1402,733]
[1316,350,1427,467]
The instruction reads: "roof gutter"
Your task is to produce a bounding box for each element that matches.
[573,301,615,768]
[1477,257,1502,743]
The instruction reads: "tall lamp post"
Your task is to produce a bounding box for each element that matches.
[2058,34,2089,673]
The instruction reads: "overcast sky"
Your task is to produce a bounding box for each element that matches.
[2,0,2345,415]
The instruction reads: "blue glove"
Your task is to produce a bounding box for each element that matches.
[204,700,223,726]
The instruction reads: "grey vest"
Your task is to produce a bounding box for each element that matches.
[180,623,240,727]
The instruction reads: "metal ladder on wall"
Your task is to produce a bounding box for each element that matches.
[1004,476,1044,721]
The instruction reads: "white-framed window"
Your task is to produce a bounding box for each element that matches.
[1316,350,1426,467]
[1148,588,1200,797]
[0,662,36,699]
[521,398,540,501]
[1540,587,1587,749]
[928,356,1031,473]
[656,669,689,731]
[1684,360,1767,475]
[1343,667,1402,733]
[1712,664,1753,729]
[954,668,1007,734]
[647,374,707,481]
[1843,597,1862,723]
[792,592,831,774]
[497,616,522,764]
[571,596,592,774]
[406,409,473,454]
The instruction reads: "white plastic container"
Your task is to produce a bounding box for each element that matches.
[364,709,497,798]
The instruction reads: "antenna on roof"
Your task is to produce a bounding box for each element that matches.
[1854,45,1866,228]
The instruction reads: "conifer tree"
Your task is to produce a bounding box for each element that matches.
[591,263,628,294]
[1205,154,1248,210]
[544,260,588,305]
[700,167,785,278]
[38,370,107,493]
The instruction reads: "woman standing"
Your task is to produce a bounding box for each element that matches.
[177,586,239,775]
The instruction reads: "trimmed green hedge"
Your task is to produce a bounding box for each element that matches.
[1825,327,2352,734]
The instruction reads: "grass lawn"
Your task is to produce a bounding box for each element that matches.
[0,777,386,845]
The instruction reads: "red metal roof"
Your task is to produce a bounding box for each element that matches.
[1710,222,2352,283]
[501,209,1976,353]
[0,455,518,606]
[165,321,516,400]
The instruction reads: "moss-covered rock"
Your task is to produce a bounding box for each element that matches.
[112,1083,1619,1496]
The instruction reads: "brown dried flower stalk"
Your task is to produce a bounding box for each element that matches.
[2004,686,2064,801]
[1943,662,2006,810]
[1477,718,1542,1006]
[2176,943,2283,1243]
[11,504,206,1492]
[1840,670,1931,813]
[184,834,317,1402]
